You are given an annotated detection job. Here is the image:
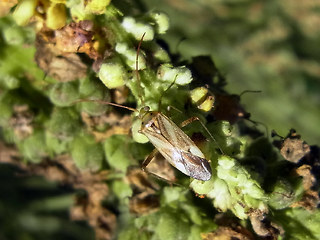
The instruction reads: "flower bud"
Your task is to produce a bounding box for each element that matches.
[85,0,111,15]
[46,3,67,30]
[157,64,193,85]
[50,82,80,107]
[149,12,169,34]
[99,60,127,89]
[12,0,37,26]
[132,118,149,143]
[115,43,146,70]
[122,17,154,41]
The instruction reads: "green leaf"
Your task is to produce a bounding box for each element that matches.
[71,133,104,171]
[103,135,149,173]
[19,130,47,163]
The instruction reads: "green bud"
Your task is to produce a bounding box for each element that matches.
[153,45,170,63]
[189,177,215,196]
[233,203,247,219]
[99,60,127,89]
[78,77,110,116]
[111,180,132,201]
[157,64,193,85]
[79,76,104,96]
[268,180,296,209]
[81,96,109,116]
[103,135,132,172]
[47,107,80,141]
[3,26,26,45]
[191,155,267,219]
[218,156,235,170]
[210,178,232,211]
[220,121,232,136]
[50,82,80,107]
[149,12,170,34]
[67,0,89,21]
[2,75,20,89]
[161,187,186,204]
[12,0,37,26]
[198,96,214,112]
[132,118,149,143]
[85,0,111,15]
[115,43,146,70]
[71,133,104,171]
[154,211,190,240]
[121,17,154,41]
[80,100,109,116]
[190,87,208,104]
[45,132,68,155]
[46,3,67,30]
[190,87,214,112]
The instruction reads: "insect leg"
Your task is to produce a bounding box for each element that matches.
[141,148,159,171]
[142,149,182,185]
[166,105,182,115]
[181,116,224,154]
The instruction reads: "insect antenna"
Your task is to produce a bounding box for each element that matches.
[180,116,225,155]
[73,99,138,113]
[239,90,262,97]
[135,32,146,107]
[238,90,269,137]
[246,118,269,138]
[158,74,178,112]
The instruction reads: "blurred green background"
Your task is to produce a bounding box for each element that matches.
[133,0,320,145]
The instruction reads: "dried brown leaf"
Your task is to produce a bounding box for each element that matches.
[145,152,176,183]
[126,168,159,192]
[35,30,88,82]
[81,112,132,141]
[0,141,20,164]
[35,25,89,82]
[295,164,315,189]
[280,138,310,163]
[129,192,160,215]
[112,86,130,105]
[54,21,99,57]
[126,168,160,215]
[249,210,283,239]
[201,226,254,240]
[290,190,320,211]
[291,165,320,210]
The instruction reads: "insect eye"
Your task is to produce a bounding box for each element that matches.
[144,106,150,111]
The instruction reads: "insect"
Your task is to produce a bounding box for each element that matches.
[139,108,212,181]
[77,35,213,181]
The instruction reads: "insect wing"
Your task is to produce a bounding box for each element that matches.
[180,151,211,181]
[141,112,212,181]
